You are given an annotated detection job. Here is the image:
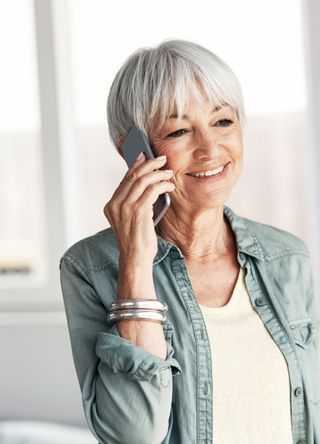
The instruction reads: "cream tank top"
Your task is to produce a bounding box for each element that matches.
[198,266,293,444]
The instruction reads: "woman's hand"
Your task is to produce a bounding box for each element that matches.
[105,153,173,349]
[103,153,175,274]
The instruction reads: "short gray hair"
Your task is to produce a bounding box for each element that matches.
[106,39,246,147]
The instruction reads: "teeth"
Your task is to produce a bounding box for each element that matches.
[189,165,225,177]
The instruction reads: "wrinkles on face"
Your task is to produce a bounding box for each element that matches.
[148,95,243,262]
[149,103,243,184]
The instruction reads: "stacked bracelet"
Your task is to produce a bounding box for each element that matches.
[107,299,168,324]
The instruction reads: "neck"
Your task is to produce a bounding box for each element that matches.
[156,204,236,264]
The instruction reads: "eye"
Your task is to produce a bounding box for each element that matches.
[167,129,188,138]
[214,119,233,127]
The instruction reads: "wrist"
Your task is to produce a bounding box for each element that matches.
[117,268,156,300]
[119,253,153,271]
[118,261,153,282]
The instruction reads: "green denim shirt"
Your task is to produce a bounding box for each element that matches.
[60,205,320,444]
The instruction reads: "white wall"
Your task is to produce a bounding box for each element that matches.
[0,317,86,426]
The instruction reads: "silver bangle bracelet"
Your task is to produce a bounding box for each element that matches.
[107,309,166,324]
[110,299,168,313]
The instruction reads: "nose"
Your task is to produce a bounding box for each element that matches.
[193,130,222,160]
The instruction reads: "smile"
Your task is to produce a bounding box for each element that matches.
[186,162,230,178]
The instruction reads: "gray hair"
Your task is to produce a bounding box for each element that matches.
[106,39,246,147]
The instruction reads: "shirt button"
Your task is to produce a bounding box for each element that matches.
[255,297,266,306]
[294,387,303,397]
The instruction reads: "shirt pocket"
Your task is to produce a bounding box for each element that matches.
[289,318,320,404]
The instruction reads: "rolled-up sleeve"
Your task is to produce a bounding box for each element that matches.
[96,326,182,381]
[60,256,182,444]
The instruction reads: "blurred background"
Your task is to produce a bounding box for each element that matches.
[0,0,319,442]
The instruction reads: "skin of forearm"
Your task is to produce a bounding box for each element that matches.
[115,266,168,360]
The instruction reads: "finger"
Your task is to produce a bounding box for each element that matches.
[136,180,175,209]
[125,169,174,203]
[116,155,168,198]
[131,155,168,179]
[124,152,147,176]
[120,152,146,183]
[104,153,148,221]
[126,171,137,181]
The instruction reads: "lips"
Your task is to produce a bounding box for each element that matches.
[186,161,230,176]
[185,161,231,181]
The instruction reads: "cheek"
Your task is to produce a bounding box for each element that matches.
[152,141,181,167]
[152,145,166,157]
[150,145,175,172]
[226,133,243,158]
[151,140,176,162]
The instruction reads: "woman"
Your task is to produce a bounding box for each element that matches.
[60,39,320,444]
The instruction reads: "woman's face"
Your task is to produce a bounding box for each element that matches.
[149,94,243,211]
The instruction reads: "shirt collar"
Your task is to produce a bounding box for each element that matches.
[152,205,266,265]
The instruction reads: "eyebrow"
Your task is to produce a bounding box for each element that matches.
[168,105,223,120]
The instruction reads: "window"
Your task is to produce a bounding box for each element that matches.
[1,0,319,306]
[67,0,311,241]
[0,0,46,284]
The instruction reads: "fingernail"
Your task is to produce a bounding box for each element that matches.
[136,152,144,161]
[164,170,173,174]
[156,155,167,160]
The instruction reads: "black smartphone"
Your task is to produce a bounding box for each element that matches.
[120,124,171,226]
